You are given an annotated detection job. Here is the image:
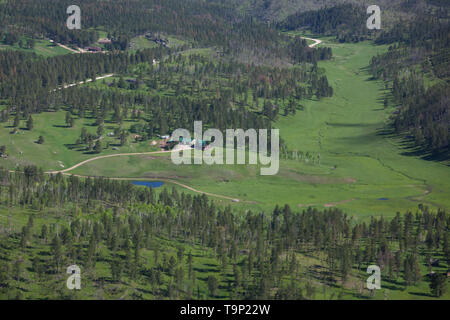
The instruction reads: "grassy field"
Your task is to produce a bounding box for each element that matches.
[129,36,159,51]
[59,37,450,219]
[0,38,72,57]
[0,111,161,172]
[1,37,449,219]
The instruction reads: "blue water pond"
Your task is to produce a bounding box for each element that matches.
[132,181,164,188]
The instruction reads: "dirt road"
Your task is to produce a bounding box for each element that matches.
[302,37,323,48]
[44,150,242,202]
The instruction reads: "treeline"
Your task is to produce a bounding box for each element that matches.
[370,14,450,158]
[0,46,168,114]
[61,86,272,138]
[392,77,449,155]
[134,53,332,116]
[0,0,331,65]
[0,45,332,154]
[288,37,333,64]
[0,166,449,299]
[279,4,372,43]
[375,16,450,51]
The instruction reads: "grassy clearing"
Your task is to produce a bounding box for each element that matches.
[0,111,160,171]
[129,36,159,51]
[0,38,72,57]
[129,34,189,52]
[65,37,450,219]
[1,37,449,221]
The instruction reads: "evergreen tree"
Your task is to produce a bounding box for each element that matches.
[26,116,34,130]
[430,273,447,297]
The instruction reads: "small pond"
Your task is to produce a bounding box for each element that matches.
[132,181,164,188]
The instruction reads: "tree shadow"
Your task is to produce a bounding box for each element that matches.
[409,291,434,298]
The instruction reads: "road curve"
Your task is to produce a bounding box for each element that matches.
[302,36,323,48]
[59,173,241,202]
[45,150,173,174]
[44,150,242,203]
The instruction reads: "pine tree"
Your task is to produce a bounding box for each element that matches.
[207,275,218,298]
[13,114,20,128]
[430,273,447,297]
[51,235,62,273]
[26,116,34,130]
[94,140,102,153]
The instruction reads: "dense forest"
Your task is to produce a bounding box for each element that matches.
[370,15,450,158]
[0,0,332,65]
[279,4,373,43]
[0,166,448,299]
[0,34,332,157]
[0,0,335,154]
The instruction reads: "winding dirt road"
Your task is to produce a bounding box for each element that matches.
[45,150,242,202]
[46,150,172,174]
[302,36,323,48]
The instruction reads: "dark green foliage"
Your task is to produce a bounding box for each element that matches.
[26,116,34,130]
[370,14,450,158]
[0,165,448,299]
[279,4,371,43]
[430,273,447,297]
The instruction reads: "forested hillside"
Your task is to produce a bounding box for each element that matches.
[370,14,450,158]
[279,4,371,43]
[0,0,328,64]
[212,0,413,22]
[0,45,332,158]
[0,166,449,299]
[0,0,449,302]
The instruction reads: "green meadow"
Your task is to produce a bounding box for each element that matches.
[63,37,450,219]
[0,37,72,57]
[0,111,160,172]
[0,34,449,301]
[1,37,449,220]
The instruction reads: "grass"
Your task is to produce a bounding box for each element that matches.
[284,30,317,45]
[64,37,450,220]
[0,111,160,172]
[129,36,159,51]
[1,36,449,221]
[0,37,72,57]
[129,34,189,52]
